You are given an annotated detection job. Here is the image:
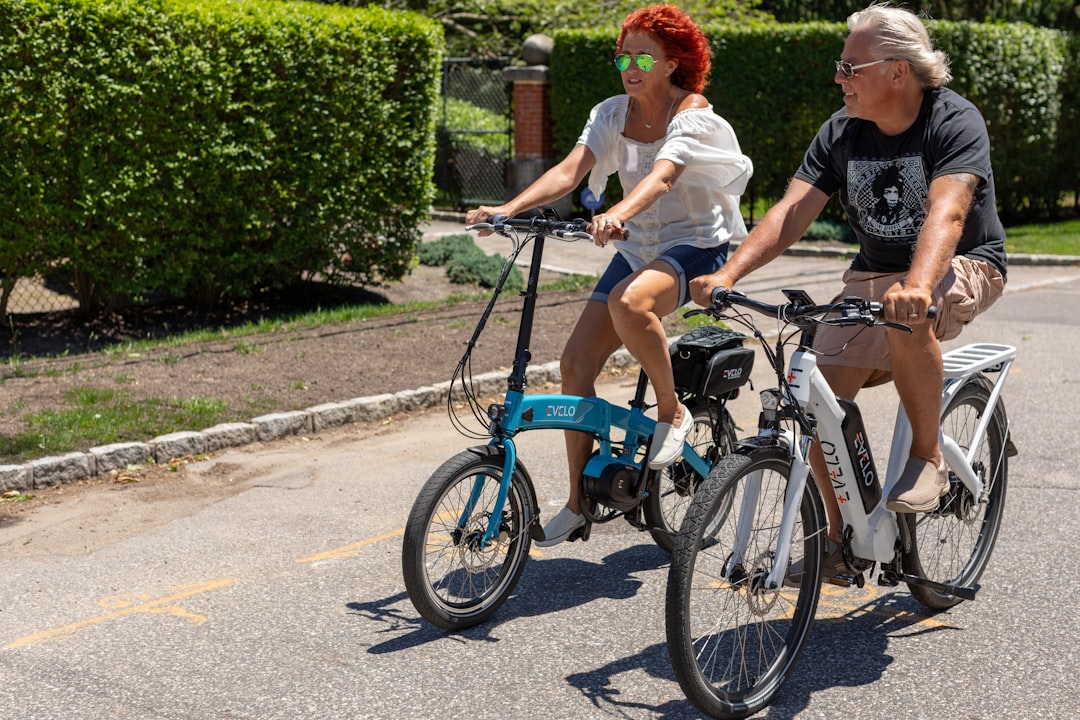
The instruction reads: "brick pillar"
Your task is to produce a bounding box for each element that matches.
[502,64,571,216]
[509,73,553,160]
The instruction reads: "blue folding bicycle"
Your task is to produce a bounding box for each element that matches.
[401,213,753,630]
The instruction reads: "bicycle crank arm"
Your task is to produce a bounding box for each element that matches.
[901,574,979,601]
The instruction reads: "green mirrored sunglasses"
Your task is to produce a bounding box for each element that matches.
[614,53,655,73]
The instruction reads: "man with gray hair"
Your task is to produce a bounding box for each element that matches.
[690,3,1007,584]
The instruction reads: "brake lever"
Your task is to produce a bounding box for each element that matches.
[876,320,914,333]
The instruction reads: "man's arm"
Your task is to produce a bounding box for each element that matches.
[690,178,829,306]
[882,172,978,322]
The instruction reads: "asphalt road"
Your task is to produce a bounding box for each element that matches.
[1,248,1078,720]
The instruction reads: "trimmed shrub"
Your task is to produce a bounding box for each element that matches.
[0,0,443,312]
[419,234,523,291]
[549,20,1074,221]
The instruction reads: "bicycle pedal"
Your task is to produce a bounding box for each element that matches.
[825,572,864,589]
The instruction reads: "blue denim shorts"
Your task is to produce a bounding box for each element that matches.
[590,244,727,308]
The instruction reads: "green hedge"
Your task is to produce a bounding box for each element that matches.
[0,0,443,313]
[550,20,1075,222]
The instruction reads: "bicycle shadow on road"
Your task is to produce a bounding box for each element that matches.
[560,587,961,719]
[352,542,670,654]
[764,588,961,717]
[564,640,701,719]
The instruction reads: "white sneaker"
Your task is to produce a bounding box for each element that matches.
[534,507,585,547]
[648,404,692,470]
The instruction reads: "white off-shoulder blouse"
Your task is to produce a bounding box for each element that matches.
[577,95,753,270]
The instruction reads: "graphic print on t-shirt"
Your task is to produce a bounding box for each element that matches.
[847,157,925,242]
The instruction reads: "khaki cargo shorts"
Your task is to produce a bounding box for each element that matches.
[813,256,1005,382]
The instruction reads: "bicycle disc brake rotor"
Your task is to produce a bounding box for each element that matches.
[743,551,781,615]
[456,513,509,573]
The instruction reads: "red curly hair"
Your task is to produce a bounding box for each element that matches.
[617,4,711,94]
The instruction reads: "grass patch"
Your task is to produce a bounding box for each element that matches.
[0,388,232,463]
[1004,218,1080,256]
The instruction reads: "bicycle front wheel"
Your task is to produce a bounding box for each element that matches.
[402,446,537,630]
[646,399,738,553]
[666,449,825,719]
[904,374,1010,610]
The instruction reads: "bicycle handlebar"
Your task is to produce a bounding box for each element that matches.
[466,214,627,241]
[705,287,936,332]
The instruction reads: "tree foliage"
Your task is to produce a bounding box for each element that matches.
[317,0,771,56]
[323,0,1080,57]
[741,1,1078,30]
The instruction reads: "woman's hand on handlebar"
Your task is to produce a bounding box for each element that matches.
[586,213,624,248]
[465,205,509,236]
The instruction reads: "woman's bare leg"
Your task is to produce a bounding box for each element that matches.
[559,300,624,514]
[608,262,684,426]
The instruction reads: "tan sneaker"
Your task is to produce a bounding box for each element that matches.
[886,457,949,513]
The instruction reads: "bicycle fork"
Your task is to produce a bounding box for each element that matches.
[454,438,521,548]
[723,430,812,591]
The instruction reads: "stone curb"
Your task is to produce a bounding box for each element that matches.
[0,350,641,494]
[2,231,1073,495]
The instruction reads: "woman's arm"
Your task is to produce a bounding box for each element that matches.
[464,144,597,227]
[690,178,829,305]
[589,158,686,245]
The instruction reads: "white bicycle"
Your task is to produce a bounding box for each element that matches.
[665,287,1016,719]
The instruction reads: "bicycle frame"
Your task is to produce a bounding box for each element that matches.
[459,217,713,546]
[711,292,1016,593]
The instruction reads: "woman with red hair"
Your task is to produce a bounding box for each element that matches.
[466,4,752,547]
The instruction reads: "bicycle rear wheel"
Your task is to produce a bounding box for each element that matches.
[904,374,1010,610]
[402,446,537,630]
[666,449,825,719]
[646,399,737,553]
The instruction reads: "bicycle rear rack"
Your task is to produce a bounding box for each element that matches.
[942,342,1016,378]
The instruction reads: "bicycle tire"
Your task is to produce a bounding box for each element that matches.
[646,398,738,553]
[666,448,825,719]
[904,374,1010,610]
[401,446,537,630]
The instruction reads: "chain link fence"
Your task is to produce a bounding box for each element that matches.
[1,274,78,316]
[434,56,512,210]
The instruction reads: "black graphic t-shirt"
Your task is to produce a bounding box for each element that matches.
[795,87,1007,276]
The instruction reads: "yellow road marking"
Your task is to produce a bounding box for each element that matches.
[297,510,460,563]
[6,579,235,650]
[816,582,949,628]
[297,528,404,563]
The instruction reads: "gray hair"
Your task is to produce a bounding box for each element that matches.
[848,3,951,89]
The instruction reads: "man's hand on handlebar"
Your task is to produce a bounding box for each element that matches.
[881,283,934,325]
[689,272,735,308]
